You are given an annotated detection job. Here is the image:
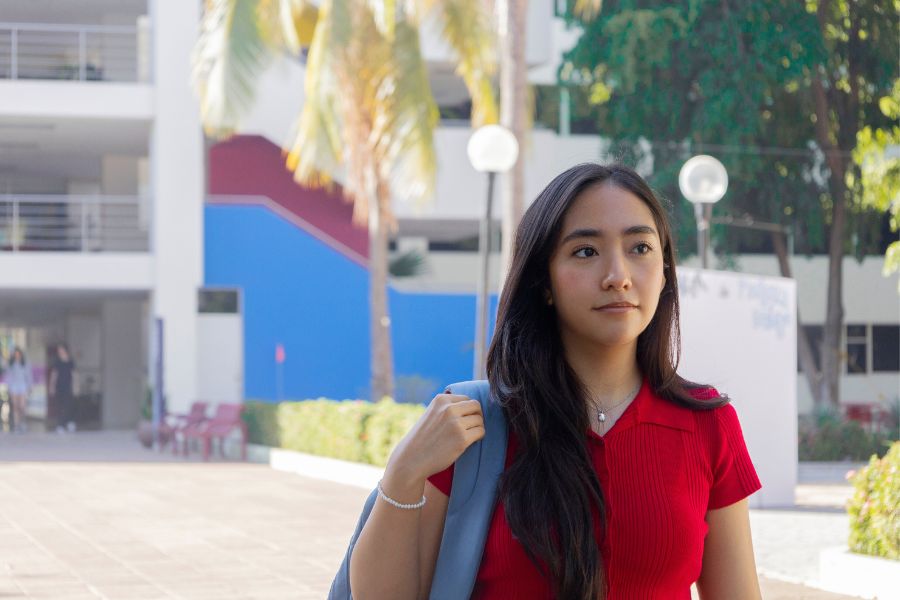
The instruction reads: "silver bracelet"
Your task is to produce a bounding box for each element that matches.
[377,479,427,510]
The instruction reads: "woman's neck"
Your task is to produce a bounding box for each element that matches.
[562,338,642,405]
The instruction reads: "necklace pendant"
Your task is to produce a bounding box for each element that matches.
[598,410,607,423]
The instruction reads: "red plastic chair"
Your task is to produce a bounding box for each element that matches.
[182,403,247,461]
[167,401,209,455]
[845,403,875,429]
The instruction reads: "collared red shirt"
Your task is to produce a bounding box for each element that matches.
[428,379,761,599]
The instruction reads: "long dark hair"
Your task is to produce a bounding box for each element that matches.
[10,347,26,366]
[486,163,728,599]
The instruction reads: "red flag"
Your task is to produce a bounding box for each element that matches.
[275,343,286,364]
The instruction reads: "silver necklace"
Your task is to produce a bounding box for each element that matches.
[593,381,642,424]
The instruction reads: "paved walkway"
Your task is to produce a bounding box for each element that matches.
[0,432,868,599]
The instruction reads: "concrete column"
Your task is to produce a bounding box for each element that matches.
[102,299,144,428]
[149,0,204,413]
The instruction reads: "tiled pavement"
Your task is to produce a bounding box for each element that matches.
[0,431,869,599]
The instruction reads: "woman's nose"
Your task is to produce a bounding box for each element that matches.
[601,254,631,290]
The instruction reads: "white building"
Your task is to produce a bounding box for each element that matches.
[0,0,203,427]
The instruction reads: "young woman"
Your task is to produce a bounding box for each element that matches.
[348,164,762,599]
[49,342,77,433]
[6,347,33,433]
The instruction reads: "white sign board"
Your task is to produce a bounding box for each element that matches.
[677,268,797,508]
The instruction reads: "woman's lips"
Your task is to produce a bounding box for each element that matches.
[593,303,637,313]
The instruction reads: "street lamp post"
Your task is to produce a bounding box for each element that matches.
[467,125,519,380]
[678,155,728,269]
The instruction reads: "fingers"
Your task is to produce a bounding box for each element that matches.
[458,413,485,431]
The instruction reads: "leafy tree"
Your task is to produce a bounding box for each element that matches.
[560,0,898,409]
[192,0,498,401]
[852,79,900,288]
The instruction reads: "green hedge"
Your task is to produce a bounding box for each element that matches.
[242,398,426,467]
[799,410,897,461]
[848,441,900,560]
[243,401,280,447]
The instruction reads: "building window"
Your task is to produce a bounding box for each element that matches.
[798,325,823,372]
[872,324,900,372]
[199,289,240,314]
[845,323,868,374]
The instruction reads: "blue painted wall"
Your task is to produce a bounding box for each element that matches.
[205,204,497,402]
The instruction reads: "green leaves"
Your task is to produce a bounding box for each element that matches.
[848,441,900,560]
[851,80,900,284]
[561,0,895,260]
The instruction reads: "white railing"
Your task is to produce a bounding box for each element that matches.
[0,21,150,83]
[0,195,150,253]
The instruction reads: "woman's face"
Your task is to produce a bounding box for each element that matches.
[548,182,666,353]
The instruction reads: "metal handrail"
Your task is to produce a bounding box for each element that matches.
[0,21,149,83]
[0,195,150,253]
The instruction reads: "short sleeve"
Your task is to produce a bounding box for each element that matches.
[427,464,455,496]
[707,404,762,510]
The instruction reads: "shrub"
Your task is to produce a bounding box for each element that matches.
[363,398,426,466]
[242,401,280,446]
[243,397,426,466]
[278,399,372,462]
[847,441,900,560]
[798,409,894,461]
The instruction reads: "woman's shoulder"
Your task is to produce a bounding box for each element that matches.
[682,386,747,442]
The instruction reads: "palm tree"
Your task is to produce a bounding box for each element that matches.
[192,0,498,401]
[497,0,602,281]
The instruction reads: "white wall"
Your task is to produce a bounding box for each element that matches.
[197,314,244,404]
[149,0,204,414]
[681,255,900,413]
[0,254,154,291]
[0,80,153,120]
[238,55,307,147]
[102,155,140,194]
[394,127,605,220]
[677,268,798,508]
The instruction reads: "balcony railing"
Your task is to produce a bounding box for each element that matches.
[0,21,150,83]
[0,195,150,253]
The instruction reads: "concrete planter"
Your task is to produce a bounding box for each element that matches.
[819,546,900,600]
[247,443,382,489]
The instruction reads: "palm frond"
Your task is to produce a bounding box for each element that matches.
[365,0,397,39]
[389,249,428,277]
[192,0,274,137]
[427,0,499,126]
[373,18,439,204]
[285,0,344,188]
[256,0,303,54]
[572,0,603,21]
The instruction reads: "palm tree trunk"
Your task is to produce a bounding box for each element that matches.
[498,0,528,286]
[369,178,394,401]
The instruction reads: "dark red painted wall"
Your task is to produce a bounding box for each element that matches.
[208,135,368,259]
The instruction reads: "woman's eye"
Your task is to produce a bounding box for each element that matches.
[573,247,596,258]
[633,242,653,255]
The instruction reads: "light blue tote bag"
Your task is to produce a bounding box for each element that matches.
[327,380,508,600]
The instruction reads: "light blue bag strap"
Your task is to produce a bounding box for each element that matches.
[429,380,508,599]
[328,380,508,600]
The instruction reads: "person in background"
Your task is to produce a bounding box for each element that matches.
[49,343,77,433]
[6,347,33,433]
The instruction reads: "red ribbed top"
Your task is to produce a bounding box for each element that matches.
[428,380,761,599]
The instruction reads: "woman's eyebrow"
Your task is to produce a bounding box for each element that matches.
[560,225,657,245]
